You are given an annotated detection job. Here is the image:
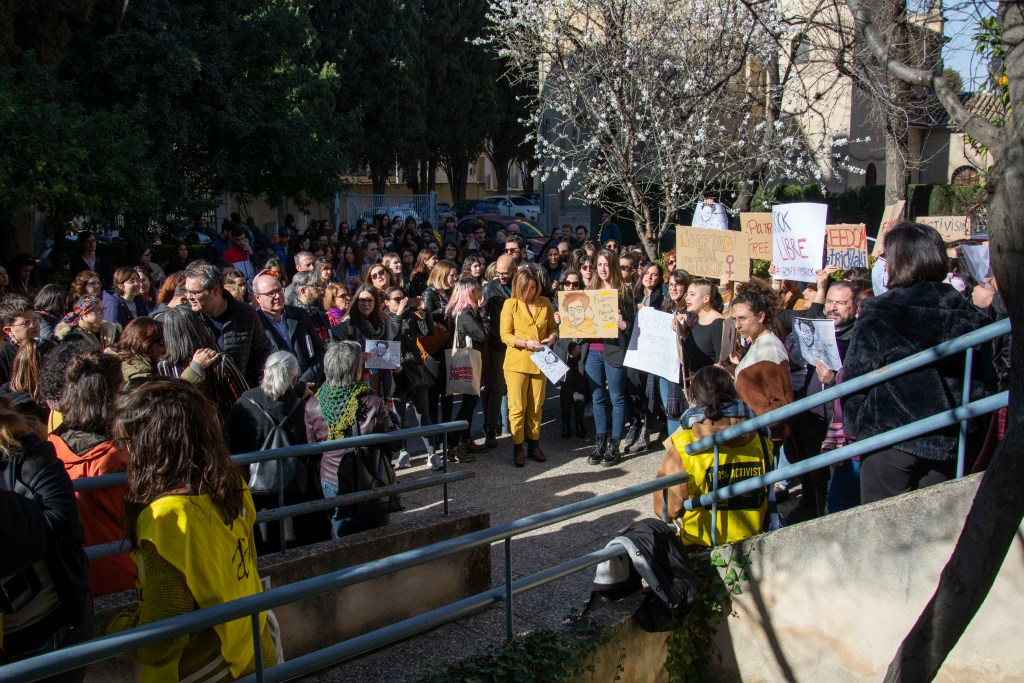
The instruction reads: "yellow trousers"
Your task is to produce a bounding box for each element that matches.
[505,370,546,444]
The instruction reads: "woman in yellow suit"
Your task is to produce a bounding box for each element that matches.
[500,267,557,467]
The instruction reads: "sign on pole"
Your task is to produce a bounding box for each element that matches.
[915,216,971,242]
[825,224,868,269]
[872,200,906,257]
[675,226,750,282]
[740,212,773,260]
[771,203,827,281]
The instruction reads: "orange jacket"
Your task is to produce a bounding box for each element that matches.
[50,434,136,597]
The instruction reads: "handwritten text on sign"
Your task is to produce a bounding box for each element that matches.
[556,289,619,339]
[916,216,970,242]
[675,225,750,282]
[825,224,868,269]
[771,203,827,281]
[740,212,773,258]
[872,200,906,257]
[623,307,681,382]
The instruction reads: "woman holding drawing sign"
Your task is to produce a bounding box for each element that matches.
[582,249,636,467]
[500,268,557,467]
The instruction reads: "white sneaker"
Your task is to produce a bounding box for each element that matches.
[396,450,411,469]
[430,454,445,471]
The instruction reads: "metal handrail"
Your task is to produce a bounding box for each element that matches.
[71,421,468,492]
[684,317,1009,454]
[0,471,687,683]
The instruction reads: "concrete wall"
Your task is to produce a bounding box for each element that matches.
[711,474,1024,682]
[88,507,490,681]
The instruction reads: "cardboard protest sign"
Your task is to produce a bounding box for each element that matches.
[916,216,971,242]
[623,307,680,382]
[557,289,619,339]
[826,224,868,269]
[740,212,773,259]
[793,318,842,372]
[771,203,827,281]
[530,346,570,384]
[675,226,751,282]
[872,200,906,256]
[365,340,401,369]
[691,202,729,230]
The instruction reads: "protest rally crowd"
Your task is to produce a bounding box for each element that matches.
[0,208,1008,679]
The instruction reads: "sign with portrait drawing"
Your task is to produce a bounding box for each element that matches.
[557,289,619,339]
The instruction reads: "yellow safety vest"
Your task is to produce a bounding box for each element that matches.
[670,427,772,547]
[135,489,264,681]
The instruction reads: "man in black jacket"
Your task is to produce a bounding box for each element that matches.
[253,273,325,387]
[184,263,271,386]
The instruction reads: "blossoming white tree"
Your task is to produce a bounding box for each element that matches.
[486,0,846,258]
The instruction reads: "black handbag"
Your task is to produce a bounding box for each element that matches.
[245,396,308,496]
[334,417,404,519]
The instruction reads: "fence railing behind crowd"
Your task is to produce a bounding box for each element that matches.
[77,420,469,558]
[2,319,1010,683]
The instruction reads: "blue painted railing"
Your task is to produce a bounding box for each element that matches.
[1,318,1010,683]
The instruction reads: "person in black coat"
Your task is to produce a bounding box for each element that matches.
[253,273,325,388]
[225,351,331,554]
[552,269,588,439]
[445,278,488,464]
[842,223,993,504]
[0,403,92,674]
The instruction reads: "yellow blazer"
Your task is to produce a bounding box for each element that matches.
[500,297,556,375]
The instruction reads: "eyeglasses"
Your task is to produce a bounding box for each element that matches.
[563,280,582,289]
[356,297,375,304]
[339,293,352,299]
[185,288,209,297]
[371,270,388,279]
[387,296,404,302]
[255,288,284,298]
[505,247,520,254]
[496,271,509,278]
[619,266,632,271]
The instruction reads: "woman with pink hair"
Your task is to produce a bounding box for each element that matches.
[443,277,488,465]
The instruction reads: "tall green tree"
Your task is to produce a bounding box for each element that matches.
[485,55,536,195]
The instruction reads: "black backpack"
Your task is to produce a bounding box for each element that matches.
[245,396,308,496]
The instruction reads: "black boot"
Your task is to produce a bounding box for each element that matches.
[629,416,650,454]
[561,418,571,439]
[575,416,586,438]
[601,438,621,467]
[587,436,607,465]
[621,420,640,451]
[513,442,525,467]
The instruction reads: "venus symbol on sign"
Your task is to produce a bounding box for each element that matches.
[725,254,735,278]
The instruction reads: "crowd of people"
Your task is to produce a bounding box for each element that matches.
[0,210,1007,677]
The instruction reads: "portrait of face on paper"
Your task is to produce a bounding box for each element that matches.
[364,340,401,369]
[530,346,570,384]
[792,318,842,372]
[691,202,729,230]
[557,289,619,338]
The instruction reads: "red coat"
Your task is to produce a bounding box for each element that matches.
[50,434,136,597]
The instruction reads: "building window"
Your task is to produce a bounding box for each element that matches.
[865,163,877,187]
[792,33,810,64]
[951,165,979,185]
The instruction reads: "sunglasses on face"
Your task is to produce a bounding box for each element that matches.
[388,296,404,302]
[505,248,520,254]
[563,280,582,289]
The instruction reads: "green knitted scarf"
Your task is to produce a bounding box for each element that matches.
[316,383,371,441]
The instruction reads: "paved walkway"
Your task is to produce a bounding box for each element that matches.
[308,392,671,682]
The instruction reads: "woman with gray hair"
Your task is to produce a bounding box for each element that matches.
[306,340,401,537]
[226,351,331,553]
[156,306,247,423]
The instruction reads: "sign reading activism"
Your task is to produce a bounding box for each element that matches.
[825,224,868,269]
[916,216,970,242]
[691,202,729,230]
[740,212,773,259]
[872,200,906,256]
[623,307,680,382]
[675,226,751,282]
[557,289,619,339]
[771,203,827,281]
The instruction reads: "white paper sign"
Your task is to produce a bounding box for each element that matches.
[959,244,991,283]
[530,346,570,384]
[772,203,828,281]
[365,340,401,369]
[691,202,729,230]
[623,307,680,382]
[792,318,842,372]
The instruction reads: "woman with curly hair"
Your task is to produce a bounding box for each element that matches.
[69,270,103,305]
[729,278,793,443]
[106,380,278,680]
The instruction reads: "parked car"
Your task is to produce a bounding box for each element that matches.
[456,214,550,255]
[436,203,454,222]
[454,199,501,219]
[483,195,541,221]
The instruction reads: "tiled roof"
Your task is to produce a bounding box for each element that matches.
[909,91,1006,128]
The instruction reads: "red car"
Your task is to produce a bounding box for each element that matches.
[456,214,551,254]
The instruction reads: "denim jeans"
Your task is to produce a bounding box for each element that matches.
[659,374,675,438]
[321,479,389,538]
[584,350,627,438]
